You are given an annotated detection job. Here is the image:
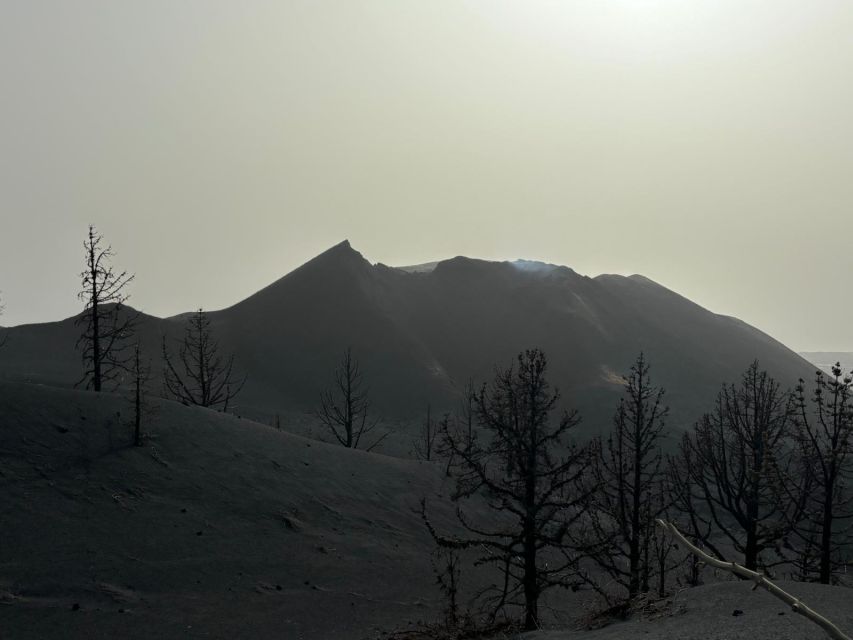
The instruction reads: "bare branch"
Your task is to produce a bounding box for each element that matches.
[76,225,136,391]
[162,309,246,411]
[424,348,590,632]
[658,519,852,640]
[315,347,391,450]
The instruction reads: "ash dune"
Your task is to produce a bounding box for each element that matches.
[531,580,853,640]
[3,382,851,640]
[0,382,459,639]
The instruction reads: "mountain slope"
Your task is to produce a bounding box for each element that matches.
[0,242,817,438]
[0,382,457,639]
[530,579,853,640]
[4,383,850,640]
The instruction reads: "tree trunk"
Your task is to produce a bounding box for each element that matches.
[523,423,539,631]
[91,281,101,392]
[745,522,759,570]
[819,475,835,584]
[523,522,538,631]
[134,378,142,446]
[629,391,644,597]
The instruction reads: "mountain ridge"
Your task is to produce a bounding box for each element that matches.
[0,242,816,442]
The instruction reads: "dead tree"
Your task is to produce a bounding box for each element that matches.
[585,353,672,601]
[424,349,591,631]
[791,365,853,584]
[316,347,387,450]
[162,309,245,410]
[649,480,678,597]
[431,544,462,631]
[131,343,151,446]
[670,361,802,571]
[76,225,136,391]
[457,377,476,452]
[413,404,440,461]
[437,379,478,475]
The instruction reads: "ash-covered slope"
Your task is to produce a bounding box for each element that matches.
[0,307,177,389]
[0,382,456,639]
[0,241,817,434]
[213,240,453,418]
[373,254,815,433]
[529,579,853,640]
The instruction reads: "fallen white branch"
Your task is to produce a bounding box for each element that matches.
[656,519,851,640]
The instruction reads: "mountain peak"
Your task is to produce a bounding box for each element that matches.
[304,239,369,267]
[319,238,355,256]
[223,240,370,312]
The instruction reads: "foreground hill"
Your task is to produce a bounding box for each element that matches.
[3,383,853,640]
[0,382,459,639]
[529,579,853,640]
[0,242,817,439]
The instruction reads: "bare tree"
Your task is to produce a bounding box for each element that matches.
[413,404,440,461]
[316,347,387,450]
[424,349,591,631]
[585,353,673,601]
[431,544,462,631]
[76,225,136,391]
[670,361,801,571]
[457,377,476,452]
[649,480,678,597]
[131,342,151,446]
[162,309,245,411]
[791,365,853,583]
[437,379,478,475]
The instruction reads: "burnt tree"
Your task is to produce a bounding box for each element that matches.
[76,225,136,391]
[670,361,801,571]
[791,365,853,584]
[424,349,590,631]
[586,353,672,601]
[413,404,441,461]
[162,309,245,410]
[437,378,478,476]
[316,347,386,450]
[131,342,151,446]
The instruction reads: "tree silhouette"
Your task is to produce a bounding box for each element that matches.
[316,347,387,450]
[585,353,674,601]
[76,225,136,391]
[436,379,478,476]
[791,365,853,583]
[670,361,802,570]
[162,309,245,410]
[131,343,151,446]
[413,404,441,461]
[424,349,590,631]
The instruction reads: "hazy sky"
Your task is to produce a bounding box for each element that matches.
[1,1,851,350]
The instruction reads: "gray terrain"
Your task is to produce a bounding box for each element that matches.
[1,246,848,639]
[0,382,460,639]
[3,382,852,640]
